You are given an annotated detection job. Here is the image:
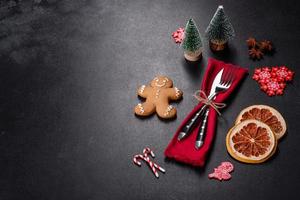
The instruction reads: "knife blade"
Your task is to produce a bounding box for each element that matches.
[208,68,224,98]
[178,68,224,141]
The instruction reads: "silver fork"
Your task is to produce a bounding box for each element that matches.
[195,68,236,149]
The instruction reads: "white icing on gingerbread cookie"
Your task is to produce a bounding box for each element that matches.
[155,89,160,99]
[139,85,146,94]
[137,103,145,114]
[164,105,174,116]
[174,87,180,97]
[154,77,169,87]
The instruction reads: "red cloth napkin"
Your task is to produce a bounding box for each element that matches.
[164,58,248,167]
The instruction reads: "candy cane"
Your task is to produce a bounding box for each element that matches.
[133,147,165,178]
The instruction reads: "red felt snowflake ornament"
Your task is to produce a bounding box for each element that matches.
[252,67,271,84]
[252,66,294,96]
[172,27,185,44]
[273,66,294,82]
[260,78,286,96]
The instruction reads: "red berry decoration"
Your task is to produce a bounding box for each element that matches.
[172,27,185,44]
[253,66,294,96]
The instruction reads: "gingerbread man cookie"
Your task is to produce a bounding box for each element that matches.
[134,76,183,119]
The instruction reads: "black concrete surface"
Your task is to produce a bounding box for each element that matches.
[0,0,299,199]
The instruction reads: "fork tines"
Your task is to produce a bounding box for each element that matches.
[221,67,236,86]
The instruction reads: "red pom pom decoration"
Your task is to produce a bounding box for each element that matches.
[252,66,294,96]
[172,27,185,44]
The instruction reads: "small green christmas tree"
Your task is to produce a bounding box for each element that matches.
[205,5,235,45]
[182,18,203,61]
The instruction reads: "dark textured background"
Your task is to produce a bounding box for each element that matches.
[0,0,299,199]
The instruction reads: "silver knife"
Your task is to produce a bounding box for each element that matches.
[178,68,224,141]
[195,68,225,148]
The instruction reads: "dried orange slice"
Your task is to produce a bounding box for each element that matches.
[235,105,286,139]
[226,119,277,164]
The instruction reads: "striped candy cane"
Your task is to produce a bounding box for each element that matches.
[133,147,166,178]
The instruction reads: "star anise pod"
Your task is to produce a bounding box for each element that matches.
[259,40,273,52]
[246,37,257,48]
[249,48,263,60]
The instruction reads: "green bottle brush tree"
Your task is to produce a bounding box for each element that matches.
[182,18,203,61]
[205,5,235,51]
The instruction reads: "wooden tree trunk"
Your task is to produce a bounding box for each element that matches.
[209,40,228,51]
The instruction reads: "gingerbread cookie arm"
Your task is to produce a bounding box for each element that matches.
[137,85,151,98]
[166,87,183,100]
